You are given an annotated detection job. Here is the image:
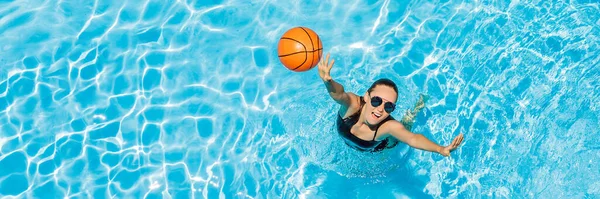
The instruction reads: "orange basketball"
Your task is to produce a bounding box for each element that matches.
[277,27,323,72]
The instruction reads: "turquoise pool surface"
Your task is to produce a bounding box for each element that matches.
[1,0,599,198]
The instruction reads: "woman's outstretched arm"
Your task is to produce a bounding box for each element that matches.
[318,53,357,108]
[383,121,464,157]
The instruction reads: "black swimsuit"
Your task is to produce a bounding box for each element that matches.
[336,97,398,152]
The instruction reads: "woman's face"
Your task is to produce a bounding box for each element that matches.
[364,85,397,125]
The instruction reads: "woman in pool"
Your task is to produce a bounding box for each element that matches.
[318,53,464,155]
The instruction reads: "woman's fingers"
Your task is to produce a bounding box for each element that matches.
[319,53,326,67]
[329,59,335,70]
[449,136,458,149]
[319,53,323,65]
[320,53,329,69]
[452,134,464,149]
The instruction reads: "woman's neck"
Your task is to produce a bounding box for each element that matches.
[359,105,378,130]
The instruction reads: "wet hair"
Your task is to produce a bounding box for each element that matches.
[367,78,398,95]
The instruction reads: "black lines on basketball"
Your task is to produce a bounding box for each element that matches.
[299,27,315,51]
[314,48,323,64]
[292,53,307,70]
[278,48,323,57]
[280,37,307,51]
[277,27,323,72]
[300,27,316,68]
[279,37,307,70]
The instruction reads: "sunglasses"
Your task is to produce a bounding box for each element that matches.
[370,96,396,113]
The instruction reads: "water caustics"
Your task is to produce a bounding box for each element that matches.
[0,0,599,198]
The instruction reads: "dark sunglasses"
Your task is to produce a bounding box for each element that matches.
[370,96,396,113]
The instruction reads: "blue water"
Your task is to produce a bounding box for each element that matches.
[1,0,599,198]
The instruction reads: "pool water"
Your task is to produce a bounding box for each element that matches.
[1,0,599,198]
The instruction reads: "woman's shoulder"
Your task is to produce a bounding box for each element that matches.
[347,93,363,109]
[379,118,405,133]
[338,93,362,118]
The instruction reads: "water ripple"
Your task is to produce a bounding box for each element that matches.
[0,0,599,198]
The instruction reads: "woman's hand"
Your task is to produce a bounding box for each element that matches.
[318,53,334,82]
[439,133,464,157]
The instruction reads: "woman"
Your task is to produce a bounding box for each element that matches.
[318,53,464,155]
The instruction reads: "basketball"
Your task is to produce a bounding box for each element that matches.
[277,27,323,72]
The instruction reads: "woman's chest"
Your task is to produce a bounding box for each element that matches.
[349,124,379,141]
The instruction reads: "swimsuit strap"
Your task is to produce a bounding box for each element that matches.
[358,96,380,141]
[353,96,365,117]
[373,128,379,141]
[372,113,393,141]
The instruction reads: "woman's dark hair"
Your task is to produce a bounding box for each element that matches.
[367,78,398,94]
